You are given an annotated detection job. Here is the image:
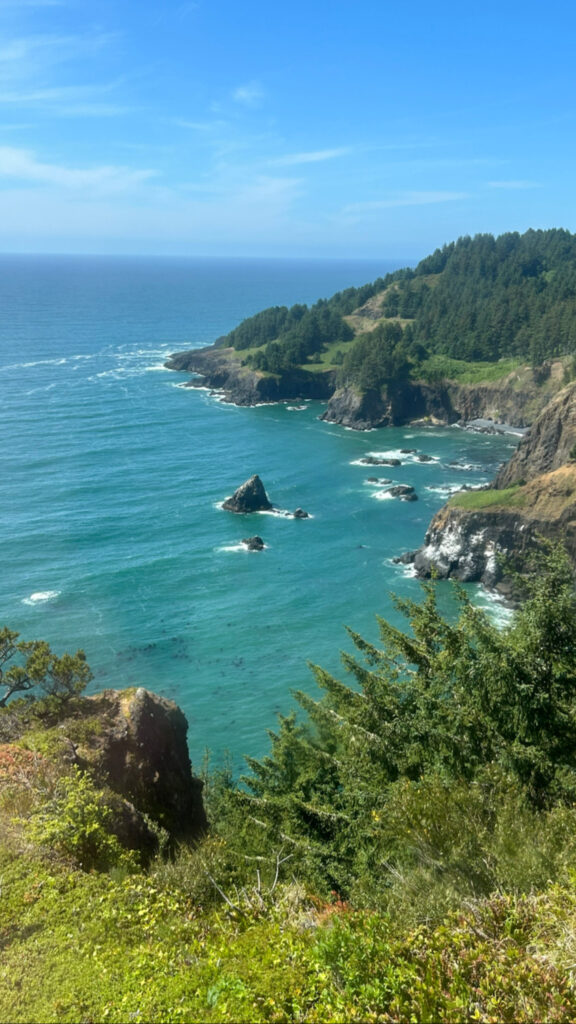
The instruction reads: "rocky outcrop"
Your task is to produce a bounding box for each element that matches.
[166,345,334,405]
[388,485,418,502]
[406,380,576,593]
[76,688,207,840]
[411,470,576,595]
[412,504,536,593]
[321,386,397,429]
[167,343,566,430]
[242,535,265,550]
[495,381,576,488]
[1,687,208,863]
[223,475,273,513]
[321,363,569,431]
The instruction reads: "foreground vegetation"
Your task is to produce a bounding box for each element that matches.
[4,547,576,1020]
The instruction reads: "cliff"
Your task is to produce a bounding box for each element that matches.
[411,381,576,593]
[166,345,334,405]
[322,362,565,430]
[167,344,564,432]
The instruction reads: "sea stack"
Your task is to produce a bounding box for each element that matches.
[222,474,273,513]
[242,535,265,550]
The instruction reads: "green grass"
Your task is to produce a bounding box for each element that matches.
[419,355,523,385]
[449,485,526,510]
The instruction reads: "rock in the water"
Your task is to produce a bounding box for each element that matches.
[388,484,418,501]
[242,535,265,550]
[222,474,273,513]
[417,453,434,462]
[393,550,417,564]
[360,456,402,467]
[293,508,309,519]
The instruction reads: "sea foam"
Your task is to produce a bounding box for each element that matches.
[22,590,61,606]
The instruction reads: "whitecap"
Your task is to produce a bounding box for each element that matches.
[22,590,61,606]
[1,357,68,372]
[360,448,440,466]
[473,589,514,626]
[425,483,467,495]
[372,490,394,501]
[216,543,250,553]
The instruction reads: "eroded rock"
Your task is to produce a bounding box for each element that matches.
[223,474,273,513]
[242,535,265,550]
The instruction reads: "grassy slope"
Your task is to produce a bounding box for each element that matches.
[450,466,576,521]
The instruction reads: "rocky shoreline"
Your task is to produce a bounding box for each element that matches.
[166,346,557,432]
[403,381,576,596]
[166,345,576,593]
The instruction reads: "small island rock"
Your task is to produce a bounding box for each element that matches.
[242,535,265,550]
[293,508,309,519]
[388,484,418,501]
[360,456,402,467]
[223,474,273,513]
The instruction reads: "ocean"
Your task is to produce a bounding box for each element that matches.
[0,254,518,770]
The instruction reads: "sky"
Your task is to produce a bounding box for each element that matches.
[0,0,574,260]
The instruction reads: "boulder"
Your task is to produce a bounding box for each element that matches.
[388,485,418,501]
[222,474,273,513]
[360,456,402,467]
[242,535,265,550]
[293,508,309,519]
[76,688,207,840]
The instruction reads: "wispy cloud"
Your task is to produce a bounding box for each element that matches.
[0,32,116,78]
[486,179,541,189]
[344,190,469,214]
[173,117,230,133]
[0,30,128,116]
[0,146,157,193]
[268,148,350,167]
[232,81,265,107]
[0,86,131,117]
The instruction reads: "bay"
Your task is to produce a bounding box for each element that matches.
[0,254,518,769]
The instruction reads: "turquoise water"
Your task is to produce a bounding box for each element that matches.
[0,255,518,768]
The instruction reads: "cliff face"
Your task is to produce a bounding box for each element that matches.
[495,381,576,487]
[321,375,561,431]
[320,386,396,429]
[411,382,576,593]
[166,346,334,405]
[167,345,565,430]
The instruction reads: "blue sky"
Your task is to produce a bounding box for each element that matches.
[0,0,574,259]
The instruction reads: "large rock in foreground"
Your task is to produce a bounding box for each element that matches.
[77,688,207,840]
[223,474,273,513]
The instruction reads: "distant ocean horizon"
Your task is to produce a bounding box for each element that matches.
[0,254,518,769]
